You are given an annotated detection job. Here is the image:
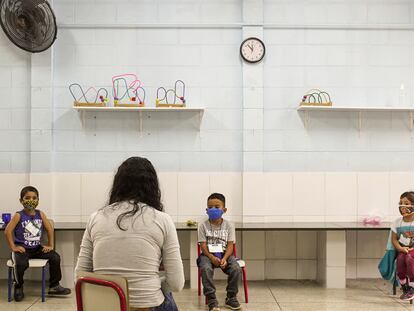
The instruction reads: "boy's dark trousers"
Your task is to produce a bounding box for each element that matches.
[11,246,62,288]
[197,254,241,300]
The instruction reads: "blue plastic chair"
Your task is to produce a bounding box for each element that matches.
[6,219,54,302]
[7,259,48,302]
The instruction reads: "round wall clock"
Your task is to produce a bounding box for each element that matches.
[240,37,265,63]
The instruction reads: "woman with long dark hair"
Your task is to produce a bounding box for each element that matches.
[75,157,184,311]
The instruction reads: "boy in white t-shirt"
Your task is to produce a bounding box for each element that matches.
[197,193,241,311]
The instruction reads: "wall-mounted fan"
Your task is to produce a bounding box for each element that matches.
[0,0,57,53]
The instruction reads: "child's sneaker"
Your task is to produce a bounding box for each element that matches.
[13,285,24,302]
[403,287,414,301]
[48,284,71,295]
[225,296,241,310]
[208,297,220,311]
[400,291,408,300]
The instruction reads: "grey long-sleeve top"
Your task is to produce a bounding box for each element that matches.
[75,202,185,308]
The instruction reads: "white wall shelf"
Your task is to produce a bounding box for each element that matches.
[74,106,204,133]
[297,106,414,131]
[73,106,204,113]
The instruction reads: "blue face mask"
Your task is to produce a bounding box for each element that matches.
[206,208,223,221]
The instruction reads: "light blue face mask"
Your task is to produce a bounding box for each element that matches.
[206,208,223,221]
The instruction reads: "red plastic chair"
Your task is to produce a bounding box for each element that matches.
[197,243,248,303]
[76,272,129,311]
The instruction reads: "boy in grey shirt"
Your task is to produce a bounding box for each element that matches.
[197,193,241,311]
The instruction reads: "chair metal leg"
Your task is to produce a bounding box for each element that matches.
[242,267,248,303]
[198,267,201,296]
[8,267,12,302]
[199,266,208,305]
[41,266,46,302]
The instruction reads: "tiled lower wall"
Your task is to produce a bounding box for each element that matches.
[0,171,408,224]
[0,171,394,287]
[0,230,385,287]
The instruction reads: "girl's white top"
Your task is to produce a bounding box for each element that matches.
[75,202,184,308]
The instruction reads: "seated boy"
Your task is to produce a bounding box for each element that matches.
[4,186,71,301]
[197,193,242,311]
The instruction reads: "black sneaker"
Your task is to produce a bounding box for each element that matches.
[14,285,24,302]
[208,297,220,311]
[225,296,241,310]
[48,284,71,295]
[401,284,411,300]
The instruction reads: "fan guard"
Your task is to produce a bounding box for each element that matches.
[0,0,57,53]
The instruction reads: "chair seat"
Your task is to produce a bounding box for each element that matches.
[7,259,48,268]
[236,260,245,268]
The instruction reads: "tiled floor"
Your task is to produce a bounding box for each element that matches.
[0,279,412,310]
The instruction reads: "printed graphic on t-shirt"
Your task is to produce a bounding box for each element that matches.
[206,229,229,251]
[403,231,414,247]
[21,219,42,247]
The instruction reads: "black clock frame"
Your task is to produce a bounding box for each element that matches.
[240,37,266,63]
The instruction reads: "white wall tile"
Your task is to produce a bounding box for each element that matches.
[297,231,317,259]
[159,172,179,219]
[293,173,325,216]
[243,231,265,260]
[244,130,264,152]
[29,173,53,216]
[55,231,76,267]
[357,172,389,219]
[178,231,190,260]
[0,174,28,214]
[356,259,381,278]
[346,231,357,259]
[325,173,357,217]
[266,231,297,259]
[346,258,357,279]
[265,173,293,216]
[243,172,266,216]
[53,173,82,217]
[81,173,113,217]
[244,260,265,280]
[356,231,388,259]
[209,172,242,217]
[243,109,263,130]
[177,173,210,216]
[297,260,317,279]
[243,87,263,109]
[326,231,346,267]
[265,259,296,279]
[326,267,346,288]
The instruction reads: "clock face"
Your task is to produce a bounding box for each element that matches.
[240,37,265,63]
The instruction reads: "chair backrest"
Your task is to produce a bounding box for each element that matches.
[76,271,130,311]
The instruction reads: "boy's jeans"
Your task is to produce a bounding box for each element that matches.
[197,254,241,300]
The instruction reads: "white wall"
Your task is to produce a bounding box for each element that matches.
[0,30,31,173]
